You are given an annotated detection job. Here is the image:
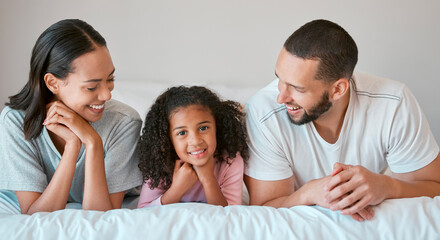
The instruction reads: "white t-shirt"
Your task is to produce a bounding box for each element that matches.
[244,72,439,190]
[0,99,143,205]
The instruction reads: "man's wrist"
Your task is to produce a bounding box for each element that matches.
[384,174,400,199]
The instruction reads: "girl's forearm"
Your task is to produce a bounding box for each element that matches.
[161,186,186,205]
[23,143,79,214]
[82,140,113,211]
[201,176,228,207]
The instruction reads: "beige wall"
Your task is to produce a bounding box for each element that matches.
[1,0,439,142]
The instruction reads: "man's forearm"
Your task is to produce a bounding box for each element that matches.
[263,184,311,208]
[388,176,440,199]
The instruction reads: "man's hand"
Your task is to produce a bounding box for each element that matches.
[305,175,374,221]
[324,163,388,216]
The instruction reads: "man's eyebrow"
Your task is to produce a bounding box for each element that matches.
[275,71,305,90]
[82,68,116,83]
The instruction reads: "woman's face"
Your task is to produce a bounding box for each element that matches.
[54,46,115,123]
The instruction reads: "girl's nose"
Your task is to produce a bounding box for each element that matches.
[189,133,203,146]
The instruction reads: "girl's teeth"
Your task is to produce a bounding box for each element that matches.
[190,149,205,155]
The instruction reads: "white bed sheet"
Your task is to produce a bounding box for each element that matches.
[0,196,439,240]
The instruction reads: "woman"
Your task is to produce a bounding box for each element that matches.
[0,19,142,214]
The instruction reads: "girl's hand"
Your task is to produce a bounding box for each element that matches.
[192,158,228,206]
[192,157,216,185]
[171,160,199,193]
[161,160,198,204]
[44,101,101,147]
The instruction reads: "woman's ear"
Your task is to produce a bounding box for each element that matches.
[44,73,59,94]
[330,78,349,101]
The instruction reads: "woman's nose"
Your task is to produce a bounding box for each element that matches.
[99,86,112,101]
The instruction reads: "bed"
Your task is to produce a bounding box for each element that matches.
[1,80,439,239]
[1,195,439,239]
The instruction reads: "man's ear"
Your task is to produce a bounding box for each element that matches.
[330,78,349,101]
[44,73,59,94]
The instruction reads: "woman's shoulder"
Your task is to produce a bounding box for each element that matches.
[102,99,142,123]
[0,106,25,126]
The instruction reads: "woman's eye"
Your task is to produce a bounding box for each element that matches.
[177,131,186,136]
[87,87,97,91]
[200,126,208,131]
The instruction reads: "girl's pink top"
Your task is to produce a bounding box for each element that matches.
[137,155,244,208]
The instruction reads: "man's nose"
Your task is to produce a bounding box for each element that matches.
[277,84,292,104]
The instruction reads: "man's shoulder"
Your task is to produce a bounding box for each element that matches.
[245,80,286,123]
[353,72,406,100]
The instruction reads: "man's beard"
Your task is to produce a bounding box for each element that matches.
[287,91,332,125]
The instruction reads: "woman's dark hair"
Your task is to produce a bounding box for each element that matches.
[138,86,249,190]
[6,19,107,140]
[284,19,358,82]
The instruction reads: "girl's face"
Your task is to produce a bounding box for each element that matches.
[169,104,217,167]
[53,46,115,123]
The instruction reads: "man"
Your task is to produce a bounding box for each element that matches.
[244,19,440,221]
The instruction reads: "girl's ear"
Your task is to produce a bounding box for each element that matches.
[329,78,349,101]
[44,73,60,94]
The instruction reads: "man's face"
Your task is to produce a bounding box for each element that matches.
[275,48,332,125]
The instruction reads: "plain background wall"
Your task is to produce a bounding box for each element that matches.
[1,0,439,142]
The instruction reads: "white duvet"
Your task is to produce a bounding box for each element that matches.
[0,196,439,240]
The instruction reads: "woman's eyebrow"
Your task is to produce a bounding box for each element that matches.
[82,68,116,83]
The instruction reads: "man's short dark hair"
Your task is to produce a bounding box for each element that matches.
[284,19,358,82]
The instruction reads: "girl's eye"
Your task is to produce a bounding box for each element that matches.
[87,86,97,91]
[177,131,186,136]
[107,77,115,82]
[200,126,208,131]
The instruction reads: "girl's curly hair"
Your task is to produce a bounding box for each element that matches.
[138,86,249,190]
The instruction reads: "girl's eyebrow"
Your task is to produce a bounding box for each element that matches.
[172,126,185,131]
[172,120,212,131]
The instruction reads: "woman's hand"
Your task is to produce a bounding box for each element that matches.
[44,101,100,147]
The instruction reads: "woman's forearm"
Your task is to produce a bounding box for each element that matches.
[22,143,79,214]
[82,139,113,211]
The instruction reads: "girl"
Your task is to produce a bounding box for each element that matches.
[0,19,142,214]
[137,86,248,207]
